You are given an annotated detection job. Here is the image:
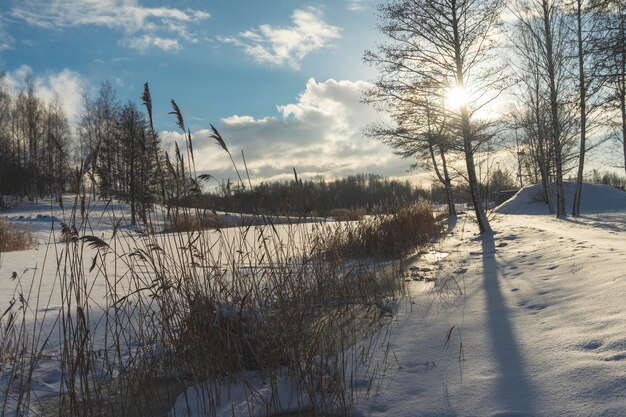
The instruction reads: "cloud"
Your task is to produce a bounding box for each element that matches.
[10,0,209,52]
[161,78,417,185]
[346,1,368,12]
[4,65,86,128]
[126,35,180,52]
[0,16,13,50]
[220,8,341,69]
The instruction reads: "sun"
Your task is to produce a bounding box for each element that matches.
[445,86,468,110]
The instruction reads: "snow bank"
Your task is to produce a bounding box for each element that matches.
[495,182,626,215]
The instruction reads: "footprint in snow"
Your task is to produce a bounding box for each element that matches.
[580,340,603,350]
[603,353,626,362]
[526,303,548,311]
[402,361,437,374]
[487,410,535,417]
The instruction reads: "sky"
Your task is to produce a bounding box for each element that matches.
[0,0,433,185]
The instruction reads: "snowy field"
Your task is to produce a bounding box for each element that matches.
[2,183,626,417]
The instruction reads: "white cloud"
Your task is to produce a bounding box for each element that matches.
[346,1,368,12]
[5,65,86,128]
[220,8,341,69]
[0,16,13,50]
[10,0,209,52]
[126,35,180,52]
[161,78,416,184]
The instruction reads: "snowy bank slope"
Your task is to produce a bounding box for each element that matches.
[495,182,626,215]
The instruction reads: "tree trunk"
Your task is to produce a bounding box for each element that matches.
[573,0,587,217]
[428,139,456,217]
[452,0,492,234]
[440,146,457,217]
[542,0,566,218]
[534,91,553,212]
[618,17,626,176]
[620,90,626,176]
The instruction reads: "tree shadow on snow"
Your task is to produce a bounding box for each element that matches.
[566,214,626,234]
[481,234,536,417]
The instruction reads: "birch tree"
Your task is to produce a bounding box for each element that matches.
[365,0,506,233]
[511,0,576,218]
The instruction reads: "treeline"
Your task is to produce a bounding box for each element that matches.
[191,168,524,216]
[589,170,626,190]
[187,174,431,216]
[0,77,205,225]
[0,74,441,220]
[0,76,71,206]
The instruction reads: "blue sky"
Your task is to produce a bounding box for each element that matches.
[1,0,427,184]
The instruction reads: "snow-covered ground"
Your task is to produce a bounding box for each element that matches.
[2,184,626,416]
[347,184,626,417]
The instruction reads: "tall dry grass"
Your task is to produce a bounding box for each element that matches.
[0,219,37,253]
[327,208,365,222]
[320,202,441,261]
[0,87,441,417]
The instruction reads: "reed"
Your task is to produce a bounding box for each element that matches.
[0,89,441,417]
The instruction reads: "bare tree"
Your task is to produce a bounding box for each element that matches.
[364,79,459,217]
[591,0,625,174]
[567,0,607,216]
[0,76,70,200]
[510,21,557,211]
[365,0,506,233]
[571,0,589,215]
[511,0,577,218]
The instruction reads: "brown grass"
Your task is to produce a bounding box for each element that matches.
[0,218,37,252]
[162,210,223,233]
[321,201,441,260]
[328,208,365,221]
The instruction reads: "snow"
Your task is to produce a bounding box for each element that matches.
[3,184,626,416]
[495,182,626,215]
[351,213,626,417]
